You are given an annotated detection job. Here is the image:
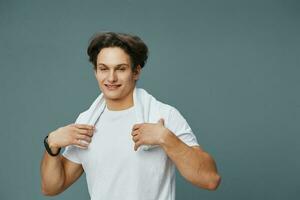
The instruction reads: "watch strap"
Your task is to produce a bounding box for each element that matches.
[44,135,61,156]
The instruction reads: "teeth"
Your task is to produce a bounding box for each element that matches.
[106,85,119,88]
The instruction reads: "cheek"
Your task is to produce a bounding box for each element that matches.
[121,73,135,82]
[96,74,106,82]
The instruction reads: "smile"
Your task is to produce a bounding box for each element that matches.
[105,84,121,90]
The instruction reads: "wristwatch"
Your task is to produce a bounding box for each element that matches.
[44,135,61,156]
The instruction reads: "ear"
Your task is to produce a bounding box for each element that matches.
[133,65,142,81]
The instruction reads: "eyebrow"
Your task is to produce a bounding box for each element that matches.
[96,63,129,69]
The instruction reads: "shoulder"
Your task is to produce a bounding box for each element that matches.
[155,99,187,129]
[153,96,191,131]
[155,99,175,117]
[141,88,184,122]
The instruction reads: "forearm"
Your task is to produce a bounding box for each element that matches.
[40,147,65,195]
[160,129,221,190]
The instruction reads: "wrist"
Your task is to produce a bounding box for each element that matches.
[48,132,59,149]
[159,128,172,147]
[44,132,61,156]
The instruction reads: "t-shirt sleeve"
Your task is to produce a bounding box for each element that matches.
[62,145,81,164]
[61,114,82,164]
[167,107,200,147]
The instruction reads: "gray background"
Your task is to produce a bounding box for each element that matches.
[0,0,299,199]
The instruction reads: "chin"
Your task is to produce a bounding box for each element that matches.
[104,92,122,100]
[100,86,120,98]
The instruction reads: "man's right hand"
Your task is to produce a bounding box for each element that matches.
[47,124,95,151]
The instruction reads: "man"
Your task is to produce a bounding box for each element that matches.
[40,32,221,200]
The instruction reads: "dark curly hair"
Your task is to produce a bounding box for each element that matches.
[87,32,149,71]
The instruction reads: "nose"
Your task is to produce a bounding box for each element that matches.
[108,70,117,82]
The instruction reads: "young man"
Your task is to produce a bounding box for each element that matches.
[40,32,221,200]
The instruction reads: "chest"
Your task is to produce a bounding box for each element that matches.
[80,116,169,177]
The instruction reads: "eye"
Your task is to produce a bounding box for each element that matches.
[118,68,126,71]
[99,68,108,71]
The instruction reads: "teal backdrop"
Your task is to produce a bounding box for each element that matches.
[0,0,299,199]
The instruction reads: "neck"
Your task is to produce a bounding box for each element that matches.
[105,90,134,111]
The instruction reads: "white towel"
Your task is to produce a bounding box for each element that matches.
[75,87,161,150]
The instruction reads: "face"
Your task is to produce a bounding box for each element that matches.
[94,47,141,107]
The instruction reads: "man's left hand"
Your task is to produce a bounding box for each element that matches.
[131,118,168,151]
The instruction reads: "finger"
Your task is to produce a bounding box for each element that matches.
[73,138,89,148]
[76,128,94,136]
[77,146,88,149]
[76,134,92,143]
[158,118,165,126]
[134,141,142,151]
[132,123,143,131]
[132,135,139,142]
[131,130,139,136]
[74,124,95,130]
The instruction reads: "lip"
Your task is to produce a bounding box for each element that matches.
[105,84,121,90]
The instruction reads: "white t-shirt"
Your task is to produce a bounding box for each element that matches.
[63,103,199,200]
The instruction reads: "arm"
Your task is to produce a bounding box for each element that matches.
[160,129,221,190]
[132,119,221,190]
[40,148,83,196]
[40,124,94,196]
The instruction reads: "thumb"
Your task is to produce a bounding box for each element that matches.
[158,118,165,126]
